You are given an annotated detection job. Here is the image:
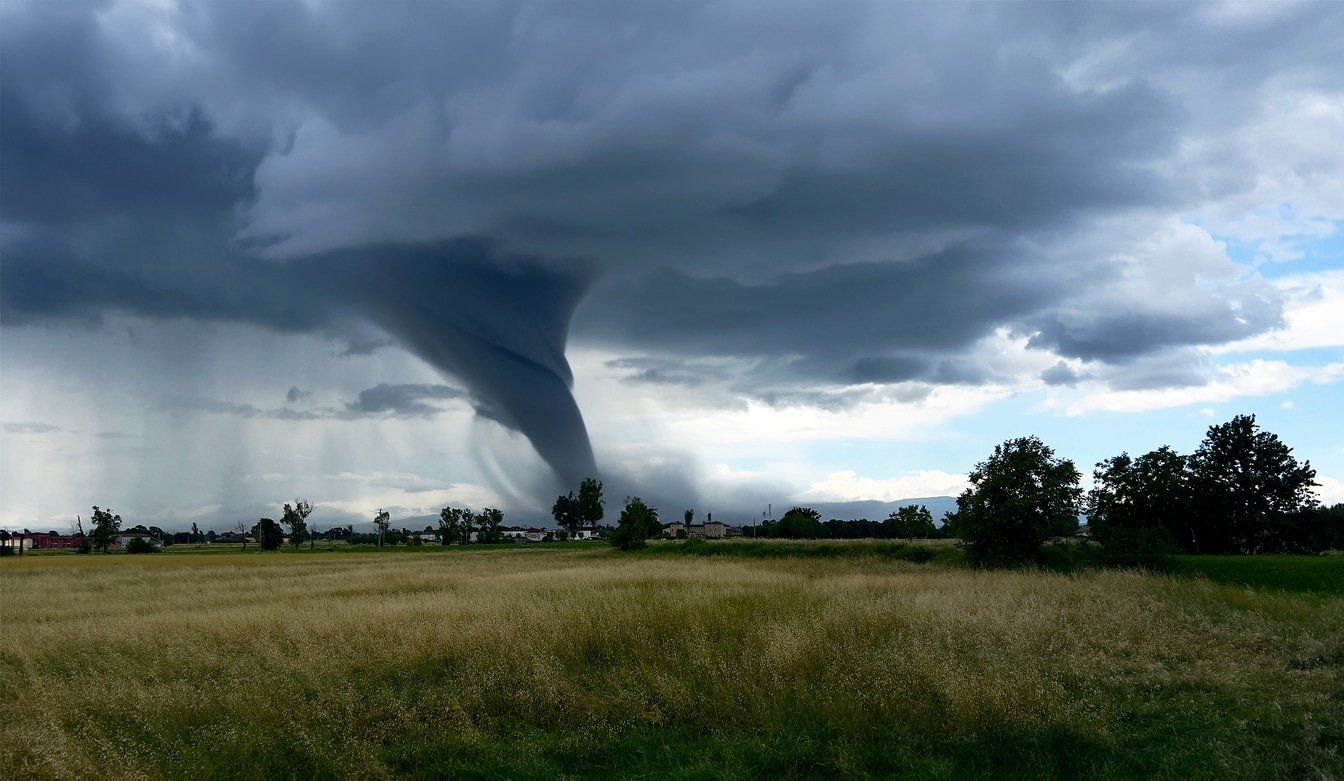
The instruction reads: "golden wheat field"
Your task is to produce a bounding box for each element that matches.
[2,545,1342,779]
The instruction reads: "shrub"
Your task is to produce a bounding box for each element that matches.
[125,537,160,554]
[611,497,660,551]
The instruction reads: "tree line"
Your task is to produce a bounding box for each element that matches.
[62,499,517,553]
[593,413,1334,568]
[952,413,1332,567]
[43,413,1335,565]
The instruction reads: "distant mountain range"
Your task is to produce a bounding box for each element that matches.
[799,497,959,525]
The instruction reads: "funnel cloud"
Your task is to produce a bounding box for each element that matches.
[323,242,598,487]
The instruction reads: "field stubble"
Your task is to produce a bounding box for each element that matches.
[2,546,1342,779]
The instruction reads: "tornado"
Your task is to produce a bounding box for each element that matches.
[1,233,600,489]
[324,240,599,487]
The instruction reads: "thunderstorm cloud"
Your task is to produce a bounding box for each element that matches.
[3,0,1342,522]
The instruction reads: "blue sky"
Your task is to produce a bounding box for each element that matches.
[2,0,1342,531]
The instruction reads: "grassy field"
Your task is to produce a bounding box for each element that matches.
[2,544,1342,779]
[1165,553,1344,595]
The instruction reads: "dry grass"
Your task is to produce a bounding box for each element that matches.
[2,547,1341,779]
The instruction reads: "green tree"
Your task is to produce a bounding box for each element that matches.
[476,508,504,544]
[1293,503,1344,552]
[610,496,659,551]
[956,436,1082,567]
[939,510,961,539]
[459,507,476,545]
[889,505,935,540]
[577,478,604,530]
[1189,414,1318,553]
[771,506,824,539]
[252,518,284,550]
[439,506,463,546]
[552,492,579,534]
[90,506,122,553]
[552,478,604,533]
[1087,447,1191,562]
[373,509,391,549]
[282,499,313,550]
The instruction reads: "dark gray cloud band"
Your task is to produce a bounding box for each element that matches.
[161,383,470,421]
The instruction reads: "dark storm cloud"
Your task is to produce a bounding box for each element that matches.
[1,92,256,228]
[341,384,466,419]
[607,357,729,388]
[161,396,323,421]
[3,0,1341,495]
[849,356,931,385]
[331,335,396,358]
[366,475,453,494]
[1099,350,1213,392]
[1024,300,1284,362]
[4,422,63,434]
[1040,362,1088,388]
[285,386,311,404]
[575,242,1078,388]
[163,383,470,421]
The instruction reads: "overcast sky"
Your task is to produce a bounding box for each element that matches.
[3,0,1342,532]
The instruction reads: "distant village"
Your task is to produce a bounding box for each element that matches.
[0,517,746,553]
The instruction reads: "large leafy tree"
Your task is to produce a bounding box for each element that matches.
[1189,414,1318,553]
[576,478,605,530]
[476,508,504,545]
[251,518,284,550]
[610,496,660,551]
[281,499,313,550]
[551,492,579,534]
[439,506,463,546]
[554,478,605,534]
[89,506,121,553]
[771,506,825,539]
[889,505,935,540]
[957,436,1082,567]
[1087,446,1192,561]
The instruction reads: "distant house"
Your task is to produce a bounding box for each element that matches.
[419,532,440,543]
[664,521,739,539]
[572,529,598,541]
[502,530,528,541]
[113,532,162,549]
[524,528,549,543]
[25,531,84,549]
